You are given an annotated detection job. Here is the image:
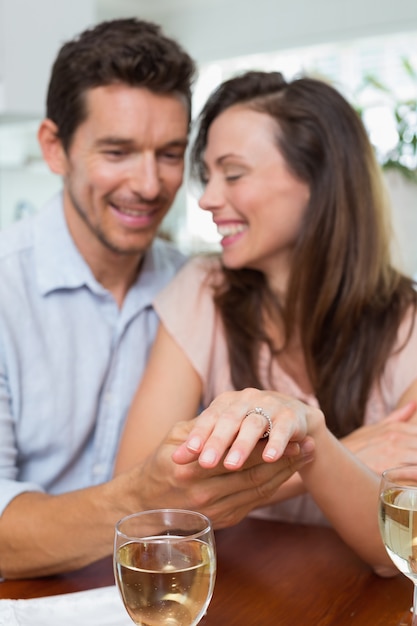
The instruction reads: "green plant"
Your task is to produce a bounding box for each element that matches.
[355,57,417,183]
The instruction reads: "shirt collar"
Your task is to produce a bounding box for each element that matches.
[35,193,104,296]
[34,193,185,306]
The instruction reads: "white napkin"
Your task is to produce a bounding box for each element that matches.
[0,584,132,626]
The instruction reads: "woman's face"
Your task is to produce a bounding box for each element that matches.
[199,104,310,292]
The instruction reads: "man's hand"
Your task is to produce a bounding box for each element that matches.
[342,401,417,474]
[0,413,313,578]
[135,419,314,529]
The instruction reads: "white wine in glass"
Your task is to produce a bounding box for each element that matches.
[114,509,216,626]
[379,464,417,625]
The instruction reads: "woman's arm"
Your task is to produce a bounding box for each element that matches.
[173,388,395,574]
[114,323,203,474]
[298,425,394,576]
[252,397,417,505]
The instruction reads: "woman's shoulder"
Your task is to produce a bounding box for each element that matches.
[395,303,417,351]
[154,253,223,310]
[381,303,417,405]
[170,253,223,288]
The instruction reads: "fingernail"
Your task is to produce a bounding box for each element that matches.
[264,448,278,461]
[225,450,242,466]
[199,448,217,465]
[187,436,202,452]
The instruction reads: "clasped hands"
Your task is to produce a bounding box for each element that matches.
[172,388,319,470]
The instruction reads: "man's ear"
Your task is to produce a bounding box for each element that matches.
[37,119,68,175]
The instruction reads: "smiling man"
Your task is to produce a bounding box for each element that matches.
[0,18,193,578]
[39,82,189,306]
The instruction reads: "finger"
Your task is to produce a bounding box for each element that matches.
[261,403,308,463]
[282,437,315,457]
[227,399,309,469]
[206,391,311,469]
[198,410,249,468]
[174,438,266,470]
[202,453,314,527]
[177,389,312,469]
[257,395,317,463]
[204,407,274,469]
[171,444,284,490]
[180,392,247,459]
[224,400,310,469]
[172,442,201,465]
[219,415,279,470]
[282,441,301,457]
[385,401,417,423]
[194,393,260,468]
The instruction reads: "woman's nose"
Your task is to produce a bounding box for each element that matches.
[198,177,223,212]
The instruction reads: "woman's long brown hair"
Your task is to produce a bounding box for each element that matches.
[191,71,417,437]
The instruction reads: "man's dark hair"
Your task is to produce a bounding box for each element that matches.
[46,18,196,150]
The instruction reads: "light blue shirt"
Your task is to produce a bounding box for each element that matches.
[0,193,186,515]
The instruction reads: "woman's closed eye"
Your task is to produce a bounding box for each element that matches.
[224,168,245,182]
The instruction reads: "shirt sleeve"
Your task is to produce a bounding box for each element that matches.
[153,256,232,407]
[0,338,44,516]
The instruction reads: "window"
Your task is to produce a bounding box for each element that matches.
[182,30,417,253]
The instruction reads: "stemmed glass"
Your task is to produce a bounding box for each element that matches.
[114,509,216,626]
[379,465,417,625]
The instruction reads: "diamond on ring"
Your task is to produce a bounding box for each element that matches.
[244,407,272,439]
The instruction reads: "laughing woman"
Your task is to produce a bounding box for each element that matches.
[115,71,417,574]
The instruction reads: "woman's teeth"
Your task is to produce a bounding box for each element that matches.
[217,223,247,237]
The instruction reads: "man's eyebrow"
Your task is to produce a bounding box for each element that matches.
[158,138,188,149]
[94,137,188,148]
[94,137,134,147]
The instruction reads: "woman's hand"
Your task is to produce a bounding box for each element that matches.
[172,388,321,469]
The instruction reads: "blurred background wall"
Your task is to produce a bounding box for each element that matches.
[1,0,416,270]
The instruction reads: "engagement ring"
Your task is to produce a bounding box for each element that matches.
[244,407,272,438]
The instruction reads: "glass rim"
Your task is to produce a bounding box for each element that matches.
[382,463,417,474]
[381,463,417,484]
[115,508,212,542]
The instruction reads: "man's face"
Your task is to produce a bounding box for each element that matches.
[59,84,189,261]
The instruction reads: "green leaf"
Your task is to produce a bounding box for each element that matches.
[401,57,417,81]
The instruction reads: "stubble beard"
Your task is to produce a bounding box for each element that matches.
[67,186,153,257]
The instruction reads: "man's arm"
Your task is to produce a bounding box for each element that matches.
[0,481,126,578]
[0,420,308,579]
[342,395,417,474]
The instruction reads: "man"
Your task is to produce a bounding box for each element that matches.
[0,18,305,579]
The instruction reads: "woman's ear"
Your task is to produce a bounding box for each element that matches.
[37,119,68,175]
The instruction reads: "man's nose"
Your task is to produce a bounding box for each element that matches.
[129,153,161,200]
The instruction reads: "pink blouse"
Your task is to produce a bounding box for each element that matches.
[154,256,417,525]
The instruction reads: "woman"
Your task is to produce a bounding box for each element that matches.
[116,71,417,573]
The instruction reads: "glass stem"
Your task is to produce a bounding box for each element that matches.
[412,584,417,625]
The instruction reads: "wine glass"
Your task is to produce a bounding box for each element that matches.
[379,464,417,625]
[114,509,216,626]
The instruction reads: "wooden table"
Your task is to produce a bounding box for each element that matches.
[0,517,413,625]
